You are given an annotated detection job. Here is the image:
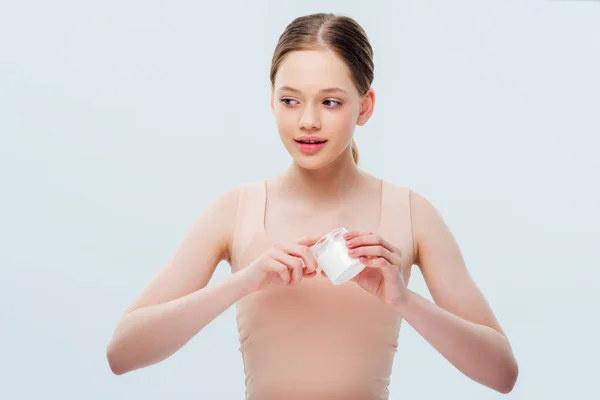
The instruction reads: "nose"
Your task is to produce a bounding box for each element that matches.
[298,105,321,130]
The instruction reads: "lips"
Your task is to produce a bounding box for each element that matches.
[294,136,328,144]
[294,139,327,144]
[294,137,328,154]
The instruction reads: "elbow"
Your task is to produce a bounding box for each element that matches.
[495,357,519,394]
[106,341,129,376]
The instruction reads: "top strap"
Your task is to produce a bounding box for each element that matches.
[379,180,416,267]
[230,180,267,267]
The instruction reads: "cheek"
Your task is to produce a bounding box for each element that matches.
[273,106,357,139]
[273,107,295,134]
[325,108,356,137]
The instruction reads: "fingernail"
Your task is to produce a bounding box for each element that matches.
[346,240,353,247]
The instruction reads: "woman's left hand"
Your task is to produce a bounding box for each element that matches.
[343,230,409,306]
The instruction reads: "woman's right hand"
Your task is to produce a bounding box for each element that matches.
[237,235,323,294]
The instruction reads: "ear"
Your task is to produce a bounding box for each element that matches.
[357,88,375,126]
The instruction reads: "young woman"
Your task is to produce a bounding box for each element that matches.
[106,12,518,399]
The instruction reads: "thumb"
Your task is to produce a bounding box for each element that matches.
[296,233,326,248]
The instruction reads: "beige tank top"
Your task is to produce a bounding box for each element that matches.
[229,179,416,400]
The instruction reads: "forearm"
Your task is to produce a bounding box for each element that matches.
[106,271,251,375]
[391,290,518,394]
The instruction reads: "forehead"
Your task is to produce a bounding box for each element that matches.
[274,49,356,95]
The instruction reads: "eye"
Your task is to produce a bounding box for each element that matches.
[279,98,342,108]
[324,99,342,108]
[280,98,298,106]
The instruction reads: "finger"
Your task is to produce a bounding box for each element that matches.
[345,232,389,249]
[303,269,317,278]
[345,233,401,258]
[272,246,303,267]
[348,245,401,266]
[343,230,372,241]
[296,233,327,248]
[360,256,399,280]
[272,248,304,278]
[280,251,303,286]
[283,243,319,273]
[292,261,303,285]
[267,258,290,284]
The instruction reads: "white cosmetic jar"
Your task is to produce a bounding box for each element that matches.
[312,227,366,285]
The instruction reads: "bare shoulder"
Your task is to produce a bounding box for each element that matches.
[379,179,433,214]
[207,179,268,261]
[408,188,443,223]
[408,188,451,265]
[380,180,444,262]
[199,184,243,262]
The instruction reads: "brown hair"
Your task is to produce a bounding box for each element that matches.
[269,13,374,165]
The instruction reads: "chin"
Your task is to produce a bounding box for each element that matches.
[292,152,343,171]
[292,157,327,170]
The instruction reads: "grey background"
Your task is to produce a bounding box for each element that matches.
[1,0,599,398]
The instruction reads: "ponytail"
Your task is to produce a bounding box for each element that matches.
[351,138,359,165]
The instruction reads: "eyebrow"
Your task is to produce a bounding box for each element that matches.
[278,86,348,95]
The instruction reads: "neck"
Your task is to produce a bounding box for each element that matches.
[278,149,364,205]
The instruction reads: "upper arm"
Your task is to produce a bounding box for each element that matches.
[411,190,505,336]
[121,186,241,317]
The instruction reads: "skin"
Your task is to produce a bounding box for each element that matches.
[106,48,518,394]
[269,49,375,205]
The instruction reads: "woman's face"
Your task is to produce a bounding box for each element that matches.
[271,49,374,169]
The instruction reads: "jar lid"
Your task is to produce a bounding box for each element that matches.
[312,227,347,258]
